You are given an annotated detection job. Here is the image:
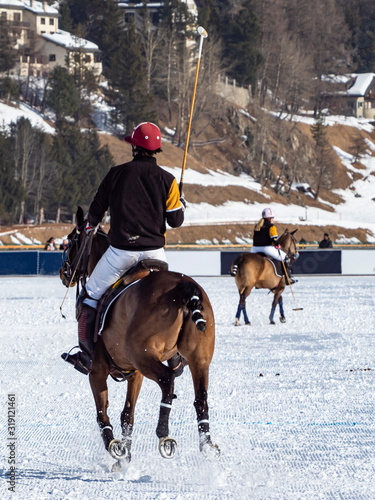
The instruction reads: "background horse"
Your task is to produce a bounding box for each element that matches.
[231,229,298,325]
[60,207,220,470]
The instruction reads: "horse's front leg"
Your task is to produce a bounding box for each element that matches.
[189,357,220,459]
[138,357,178,458]
[89,343,114,454]
[269,293,279,325]
[278,295,286,323]
[119,371,144,464]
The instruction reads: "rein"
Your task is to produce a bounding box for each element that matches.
[59,224,102,318]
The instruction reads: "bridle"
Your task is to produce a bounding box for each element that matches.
[281,231,299,262]
[60,221,101,318]
[61,222,89,288]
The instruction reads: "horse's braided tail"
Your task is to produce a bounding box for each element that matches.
[178,281,206,332]
[230,254,243,277]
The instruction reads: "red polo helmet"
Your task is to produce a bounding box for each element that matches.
[124,122,162,151]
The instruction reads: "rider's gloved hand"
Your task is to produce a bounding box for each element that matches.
[85,222,95,234]
[275,244,280,250]
[180,196,187,211]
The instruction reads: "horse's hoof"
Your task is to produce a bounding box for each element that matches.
[280,316,286,323]
[108,439,129,461]
[159,437,177,459]
[201,442,221,460]
[234,318,241,326]
[270,320,275,325]
[111,460,125,472]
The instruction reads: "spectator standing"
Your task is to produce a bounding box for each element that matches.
[44,237,56,251]
[318,233,333,249]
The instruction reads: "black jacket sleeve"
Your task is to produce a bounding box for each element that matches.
[87,170,112,226]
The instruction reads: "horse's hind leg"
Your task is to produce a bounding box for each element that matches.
[120,371,143,463]
[235,290,251,326]
[189,356,220,459]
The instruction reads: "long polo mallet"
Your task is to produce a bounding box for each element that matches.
[179,26,208,194]
[278,248,303,311]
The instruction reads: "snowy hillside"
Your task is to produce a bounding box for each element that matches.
[1,99,375,243]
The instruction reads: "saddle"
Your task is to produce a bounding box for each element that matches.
[94,258,169,339]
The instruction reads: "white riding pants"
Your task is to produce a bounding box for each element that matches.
[83,245,167,308]
[251,245,286,261]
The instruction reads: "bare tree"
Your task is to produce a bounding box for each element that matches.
[139,9,161,95]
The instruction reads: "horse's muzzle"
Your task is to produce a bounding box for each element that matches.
[59,266,77,288]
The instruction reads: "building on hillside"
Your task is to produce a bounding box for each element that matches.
[118,0,198,32]
[36,30,102,77]
[346,73,375,119]
[0,0,102,78]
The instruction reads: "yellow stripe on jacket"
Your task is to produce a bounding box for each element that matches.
[166,178,182,212]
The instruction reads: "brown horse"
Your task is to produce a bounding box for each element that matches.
[231,229,298,326]
[60,207,220,470]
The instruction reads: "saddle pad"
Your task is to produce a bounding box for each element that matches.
[265,257,283,278]
[96,279,142,338]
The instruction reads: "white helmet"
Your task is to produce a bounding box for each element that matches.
[262,207,275,218]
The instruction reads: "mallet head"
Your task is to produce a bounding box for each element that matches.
[197,26,208,38]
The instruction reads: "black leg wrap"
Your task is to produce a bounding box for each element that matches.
[98,421,114,450]
[156,404,172,438]
[194,396,211,447]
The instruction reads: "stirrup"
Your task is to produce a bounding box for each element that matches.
[61,345,80,365]
[61,347,90,375]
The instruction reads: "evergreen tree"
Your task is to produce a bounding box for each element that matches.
[49,124,113,216]
[0,20,18,74]
[0,130,23,223]
[0,76,19,101]
[197,0,221,38]
[341,0,375,70]
[45,66,80,127]
[107,20,155,132]
[358,17,375,71]
[219,1,263,87]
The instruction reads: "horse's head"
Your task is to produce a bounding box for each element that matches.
[59,207,86,288]
[279,229,299,263]
[60,206,109,288]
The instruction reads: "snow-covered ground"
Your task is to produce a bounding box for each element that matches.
[1,275,374,499]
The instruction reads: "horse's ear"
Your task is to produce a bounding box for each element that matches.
[291,229,298,235]
[77,206,84,226]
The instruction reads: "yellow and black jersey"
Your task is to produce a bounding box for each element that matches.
[253,219,278,246]
[88,155,184,250]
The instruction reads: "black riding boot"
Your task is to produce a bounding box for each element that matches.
[283,257,297,285]
[61,305,97,375]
